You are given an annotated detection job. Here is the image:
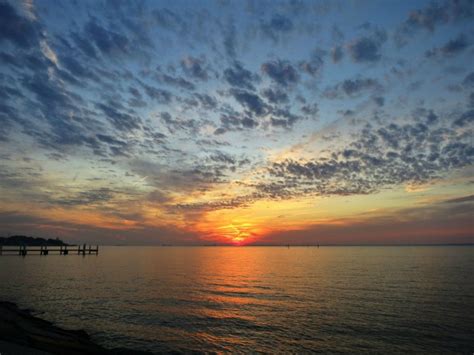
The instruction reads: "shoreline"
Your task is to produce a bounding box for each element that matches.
[0,301,151,354]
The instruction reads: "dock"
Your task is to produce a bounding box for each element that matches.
[0,244,98,256]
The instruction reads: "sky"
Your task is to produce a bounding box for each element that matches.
[0,0,473,245]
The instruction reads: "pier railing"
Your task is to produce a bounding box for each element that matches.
[0,244,98,256]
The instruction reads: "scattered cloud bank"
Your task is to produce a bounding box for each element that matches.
[0,0,472,243]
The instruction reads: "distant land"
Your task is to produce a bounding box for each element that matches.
[0,235,69,246]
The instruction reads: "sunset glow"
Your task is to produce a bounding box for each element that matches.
[0,0,472,245]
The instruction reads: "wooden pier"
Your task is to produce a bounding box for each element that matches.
[0,244,99,256]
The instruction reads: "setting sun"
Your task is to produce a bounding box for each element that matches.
[215,223,260,245]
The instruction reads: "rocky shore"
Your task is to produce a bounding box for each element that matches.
[0,301,151,354]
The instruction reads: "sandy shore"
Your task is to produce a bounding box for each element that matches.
[0,301,152,354]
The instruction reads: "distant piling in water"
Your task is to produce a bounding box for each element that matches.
[0,244,99,256]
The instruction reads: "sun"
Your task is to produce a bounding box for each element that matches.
[216,222,257,245]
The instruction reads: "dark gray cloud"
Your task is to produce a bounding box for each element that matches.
[215,112,259,135]
[84,18,130,57]
[425,33,469,57]
[140,82,173,104]
[96,101,142,132]
[348,29,387,63]
[372,96,385,107]
[261,60,299,87]
[56,188,118,206]
[331,46,344,63]
[405,2,448,32]
[224,62,258,91]
[174,195,254,212]
[193,93,218,110]
[131,157,235,196]
[154,69,195,91]
[260,14,294,41]
[395,0,474,46]
[181,56,209,81]
[96,134,131,157]
[262,87,289,104]
[60,55,100,82]
[463,72,474,87]
[453,109,474,127]
[257,115,473,200]
[323,77,382,99]
[18,71,106,152]
[71,31,98,59]
[301,103,319,116]
[0,1,40,48]
[299,49,325,76]
[207,151,236,165]
[160,111,201,134]
[152,8,187,34]
[269,107,303,128]
[221,20,237,58]
[230,89,267,116]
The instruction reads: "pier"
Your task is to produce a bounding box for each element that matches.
[0,244,99,256]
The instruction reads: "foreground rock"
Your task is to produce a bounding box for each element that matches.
[0,301,151,354]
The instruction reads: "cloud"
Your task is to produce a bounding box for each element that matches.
[174,195,254,212]
[152,8,186,34]
[268,107,305,129]
[96,101,142,132]
[154,70,195,91]
[453,109,474,127]
[230,89,267,116]
[261,59,299,87]
[224,62,258,91]
[222,20,237,58]
[0,1,40,48]
[323,77,382,99]
[405,2,448,32]
[160,112,200,134]
[140,82,173,104]
[55,188,118,206]
[18,71,109,153]
[84,18,130,57]
[299,49,325,76]
[301,103,319,116]
[257,115,473,200]
[443,194,474,204]
[331,46,344,63]
[0,210,201,245]
[463,72,474,87]
[215,112,259,134]
[348,28,387,63]
[71,31,98,59]
[262,87,289,104]
[193,93,218,110]
[260,14,294,41]
[60,55,99,81]
[255,200,473,245]
[181,56,209,81]
[395,0,474,46]
[425,33,469,57]
[0,0,472,245]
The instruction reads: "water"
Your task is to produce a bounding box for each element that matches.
[0,246,472,353]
